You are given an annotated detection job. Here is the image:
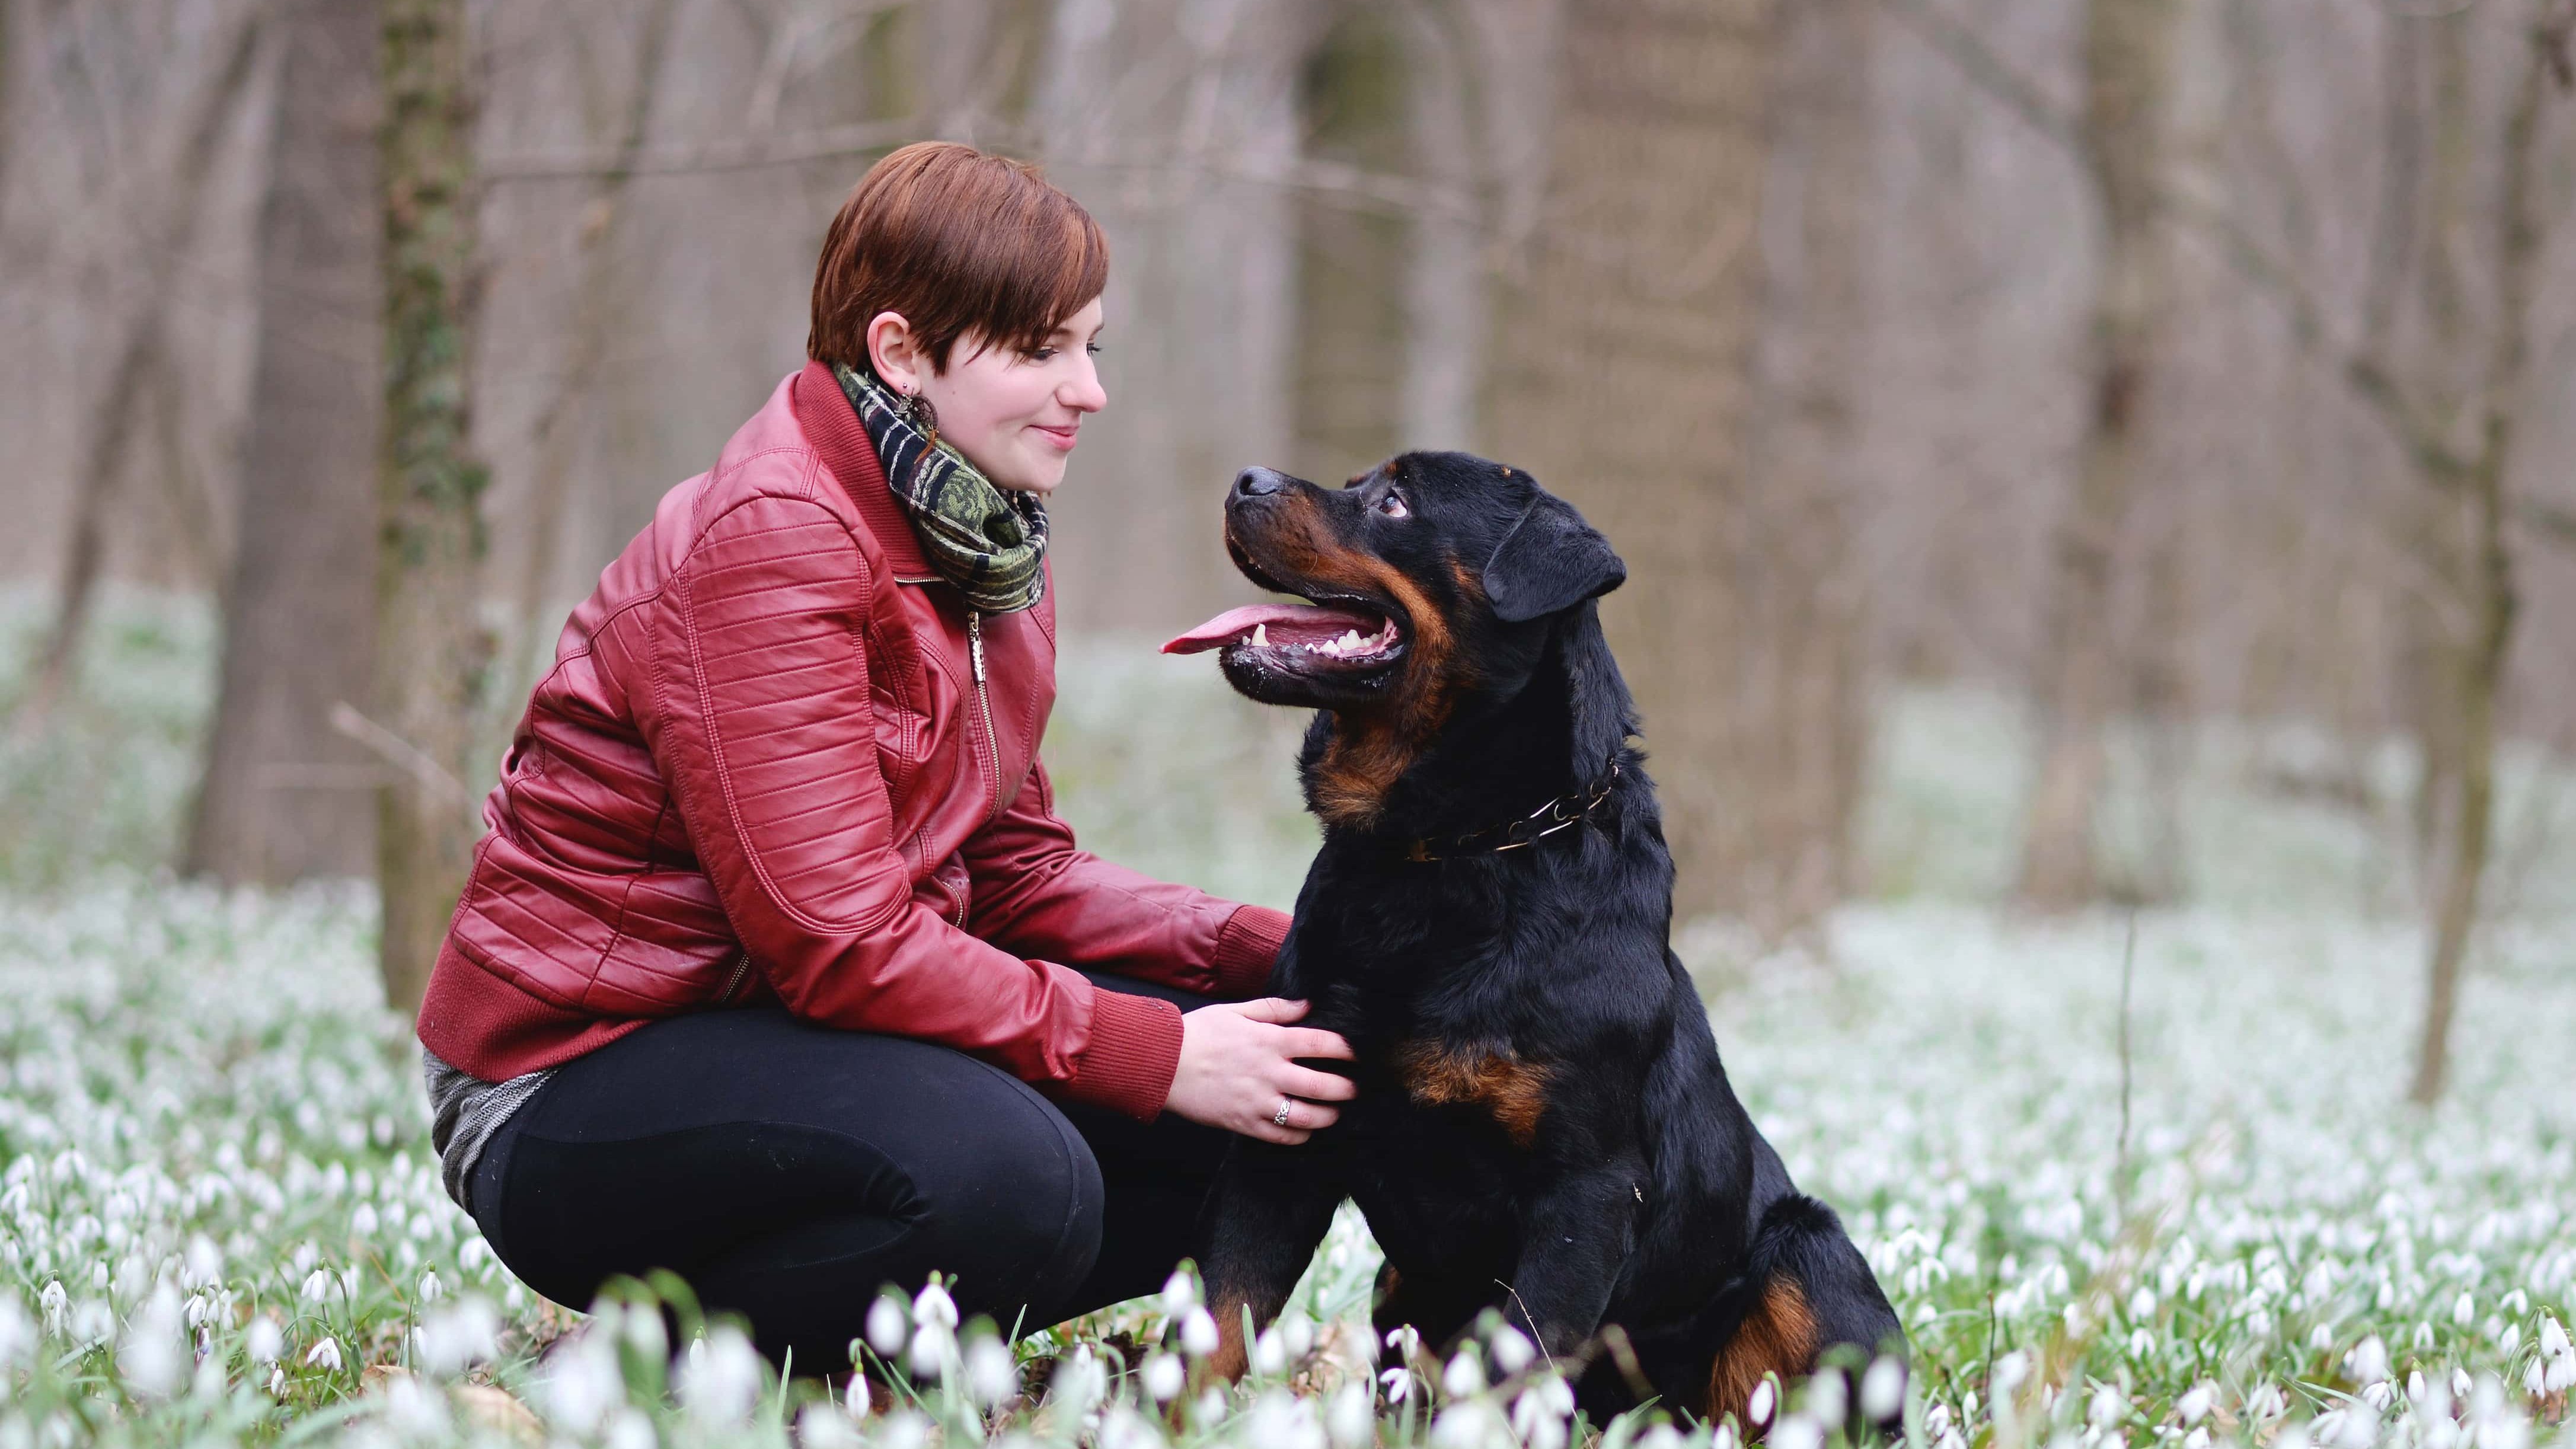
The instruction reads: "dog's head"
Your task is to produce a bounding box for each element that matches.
[1164,452,1627,825]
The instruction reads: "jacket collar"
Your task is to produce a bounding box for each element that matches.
[791,359,933,580]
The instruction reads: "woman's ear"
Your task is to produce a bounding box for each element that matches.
[866,311,925,393]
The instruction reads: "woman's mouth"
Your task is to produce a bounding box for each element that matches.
[1032,423,1079,451]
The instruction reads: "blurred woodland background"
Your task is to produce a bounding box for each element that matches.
[5,0,2576,1107]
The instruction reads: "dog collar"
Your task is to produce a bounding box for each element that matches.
[1403,762,1621,863]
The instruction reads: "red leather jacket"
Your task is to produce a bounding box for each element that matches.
[415,362,1287,1119]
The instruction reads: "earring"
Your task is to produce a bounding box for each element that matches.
[904,389,940,452]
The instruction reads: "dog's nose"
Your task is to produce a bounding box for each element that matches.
[1232,467,1289,500]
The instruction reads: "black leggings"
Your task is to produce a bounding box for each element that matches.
[470,974,1232,1369]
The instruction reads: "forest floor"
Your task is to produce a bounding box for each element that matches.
[1,589,2573,1449]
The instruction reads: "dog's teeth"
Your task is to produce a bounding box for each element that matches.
[1252,623,1268,647]
[1339,630,1364,650]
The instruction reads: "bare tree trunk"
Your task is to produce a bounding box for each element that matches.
[499,0,675,721]
[1486,0,1780,923]
[375,0,492,1018]
[2407,0,2565,1105]
[185,0,385,885]
[2013,0,2184,911]
[14,16,263,732]
[1398,4,1483,452]
[1742,0,1877,940]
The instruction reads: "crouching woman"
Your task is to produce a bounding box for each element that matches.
[414,142,1352,1369]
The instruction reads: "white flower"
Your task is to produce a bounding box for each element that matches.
[116,1281,187,1397]
[2453,1291,2474,1326]
[417,1297,497,1377]
[352,1204,378,1236]
[1748,1377,1777,1425]
[1490,1324,1535,1375]
[416,1269,442,1302]
[246,1314,284,1364]
[1281,1312,1316,1361]
[676,1326,766,1425]
[1253,1324,1286,1375]
[542,1331,624,1433]
[2347,1335,2389,1384]
[865,1294,908,1357]
[1806,1366,1848,1428]
[1142,1351,1185,1402]
[305,1335,343,1372]
[1442,1348,1485,1397]
[1100,1406,1166,1449]
[1160,1268,1198,1317]
[1052,1345,1106,1415]
[1431,1400,1505,1449]
[2547,1354,2576,1392]
[300,1268,334,1303]
[2540,1316,2571,1358]
[1379,1365,1414,1404]
[876,1409,933,1449]
[2090,1383,2126,1428]
[1862,1356,1907,1423]
[1329,1382,1377,1449]
[963,1333,1017,1407]
[1247,1389,1324,1449]
[1770,1414,1824,1449]
[2176,1382,2214,1426]
[907,1320,952,1379]
[912,1280,958,1329]
[1179,1306,1218,1359]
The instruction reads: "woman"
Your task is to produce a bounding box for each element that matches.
[417,142,1354,1370]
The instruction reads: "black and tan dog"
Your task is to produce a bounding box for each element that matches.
[1162,453,1903,1427]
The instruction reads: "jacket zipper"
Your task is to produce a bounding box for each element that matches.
[717,950,752,1004]
[967,611,1001,824]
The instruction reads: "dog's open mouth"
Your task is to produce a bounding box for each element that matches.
[1161,601,1406,673]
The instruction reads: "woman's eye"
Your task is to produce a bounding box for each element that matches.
[1029,346,1059,362]
[1375,490,1410,518]
[1086,341,1102,356]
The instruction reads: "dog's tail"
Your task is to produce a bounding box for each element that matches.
[1696,1194,1907,1436]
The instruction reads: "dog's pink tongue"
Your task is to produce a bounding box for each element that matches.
[1161,602,1376,655]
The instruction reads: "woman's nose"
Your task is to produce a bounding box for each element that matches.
[1233,468,1289,500]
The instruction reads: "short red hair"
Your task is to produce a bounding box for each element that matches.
[807,141,1109,372]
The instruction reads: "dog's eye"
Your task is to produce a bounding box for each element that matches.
[1374,490,1410,519]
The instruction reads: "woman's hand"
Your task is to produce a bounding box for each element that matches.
[1164,998,1356,1144]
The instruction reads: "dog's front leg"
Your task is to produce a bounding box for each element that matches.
[1195,1138,1345,1381]
[1500,1156,1646,1360]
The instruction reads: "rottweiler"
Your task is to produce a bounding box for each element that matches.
[1161,452,1904,1428]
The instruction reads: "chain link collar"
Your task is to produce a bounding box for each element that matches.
[1402,761,1623,863]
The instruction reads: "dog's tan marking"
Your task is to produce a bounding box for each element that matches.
[1206,1294,1252,1381]
[1704,1276,1818,1429]
[1395,1041,1552,1147]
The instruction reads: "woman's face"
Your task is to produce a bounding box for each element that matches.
[867,295,1107,494]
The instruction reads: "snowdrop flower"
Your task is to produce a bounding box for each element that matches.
[2182,1428,2210,1449]
[1051,1345,1105,1415]
[385,1374,452,1438]
[1808,1366,1848,1429]
[2360,1381,2395,1412]
[352,1204,378,1236]
[1442,1346,1485,1397]
[1247,1390,1323,1449]
[1512,1376,1576,1449]
[0,1297,31,1371]
[246,1314,284,1364]
[1253,1324,1286,1375]
[912,1280,958,1330]
[2450,1366,2472,1401]
[1160,1268,1198,1317]
[864,1294,907,1357]
[2176,1381,2214,1426]
[416,1269,442,1303]
[1490,1323,1535,1375]
[184,1235,221,1290]
[1748,1377,1777,1425]
[2453,1291,2475,1327]
[963,1333,1017,1407]
[417,1297,497,1377]
[2090,1383,2127,1428]
[542,1331,624,1433]
[1328,1383,1376,1449]
[39,1280,67,1333]
[603,1407,657,1449]
[2347,1335,2389,1384]
[305,1335,343,1372]
[1379,1365,1415,1404]
[2547,1353,2576,1393]
[1281,1311,1315,1361]
[1099,1406,1164,1449]
[799,1403,863,1449]
[906,1319,952,1380]
[1141,1351,1185,1402]
[300,1268,334,1303]
[1769,1413,1824,1449]
[876,1409,933,1449]
[116,1281,187,1397]
[1431,1400,1506,1449]
[1862,1357,1907,1423]
[676,1326,765,1425]
[2540,1316,2570,1359]
[1179,1306,1218,1359]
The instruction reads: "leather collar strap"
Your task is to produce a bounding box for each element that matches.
[1403,762,1622,863]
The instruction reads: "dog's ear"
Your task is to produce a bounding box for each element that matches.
[1481,492,1626,623]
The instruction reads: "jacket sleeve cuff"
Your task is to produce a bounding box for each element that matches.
[1209,905,1290,1000]
[1060,985,1186,1121]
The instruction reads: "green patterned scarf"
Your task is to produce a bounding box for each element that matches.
[832,360,1049,614]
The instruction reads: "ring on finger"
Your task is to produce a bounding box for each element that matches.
[1273,1097,1294,1128]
